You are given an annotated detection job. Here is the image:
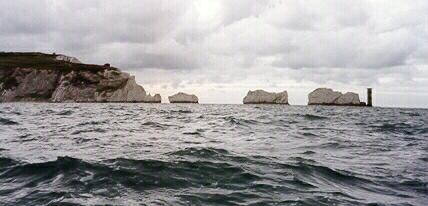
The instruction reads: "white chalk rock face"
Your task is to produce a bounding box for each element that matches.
[1,52,162,103]
[50,70,161,103]
[308,88,361,105]
[55,55,81,64]
[307,88,342,105]
[168,92,198,103]
[336,92,360,105]
[96,75,161,103]
[243,90,288,104]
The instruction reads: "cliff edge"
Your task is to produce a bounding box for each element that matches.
[0,52,161,103]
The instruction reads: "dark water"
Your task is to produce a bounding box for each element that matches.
[0,104,427,206]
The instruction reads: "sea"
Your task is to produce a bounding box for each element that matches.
[0,103,427,206]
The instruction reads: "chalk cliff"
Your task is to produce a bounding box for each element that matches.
[168,92,198,103]
[55,54,82,64]
[243,90,288,104]
[308,88,364,106]
[0,52,161,103]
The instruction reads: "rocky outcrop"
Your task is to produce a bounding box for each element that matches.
[243,90,288,104]
[0,52,161,103]
[0,68,59,102]
[55,54,82,64]
[168,92,198,103]
[336,92,360,105]
[95,76,161,103]
[308,88,365,106]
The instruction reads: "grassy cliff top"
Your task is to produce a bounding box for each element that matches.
[0,52,118,72]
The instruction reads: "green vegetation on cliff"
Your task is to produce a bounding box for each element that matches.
[0,52,118,72]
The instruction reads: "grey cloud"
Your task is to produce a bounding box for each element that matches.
[221,0,270,25]
[2,0,426,71]
[0,0,427,106]
[0,1,51,35]
[272,24,421,69]
[51,1,190,44]
[83,40,209,70]
[127,52,205,70]
[1,0,191,50]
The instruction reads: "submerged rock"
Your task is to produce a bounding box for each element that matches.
[243,90,288,104]
[308,88,364,106]
[168,92,198,103]
[0,52,161,103]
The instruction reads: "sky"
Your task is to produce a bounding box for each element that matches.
[1,0,427,107]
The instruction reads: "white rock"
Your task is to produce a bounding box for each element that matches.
[168,92,198,103]
[147,94,162,103]
[308,88,361,105]
[243,90,288,104]
[51,83,96,102]
[308,88,342,105]
[49,71,161,103]
[55,55,81,64]
[97,70,130,90]
[0,68,60,102]
[336,92,360,105]
[98,76,161,103]
[51,71,97,102]
[1,53,162,103]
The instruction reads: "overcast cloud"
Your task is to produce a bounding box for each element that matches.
[1,0,427,107]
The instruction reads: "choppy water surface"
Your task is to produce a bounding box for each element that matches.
[0,103,427,206]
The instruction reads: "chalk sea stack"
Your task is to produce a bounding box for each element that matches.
[0,52,161,103]
[168,92,198,103]
[243,90,288,104]
[308,88,366,106]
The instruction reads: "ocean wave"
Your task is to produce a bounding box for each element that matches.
[0,157,101,205]
[0,117,19,125]
[286,160,373,186]
[70,128,107,135]
[302,150,316,155]
[0,156,281,204]
[400,111,421,117]
[398,180,428,194]
[182,131,203,136]
[0,153,425,205]
[302,132,318,137]
[8,111,22,115]
[57,110,73,116]
[0,157,17,168]
[224,116,258,127]
[75,120,108,126]
[171,109,193,114]
[370,122,418,135]
[416,128,428,134]
[141,121,171,129]
[277,159,395,200]
[41,109,56,114]
[167,147,269,166]
[302,114,329,120]
[1,104,427,205]
[168,147,229,158]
